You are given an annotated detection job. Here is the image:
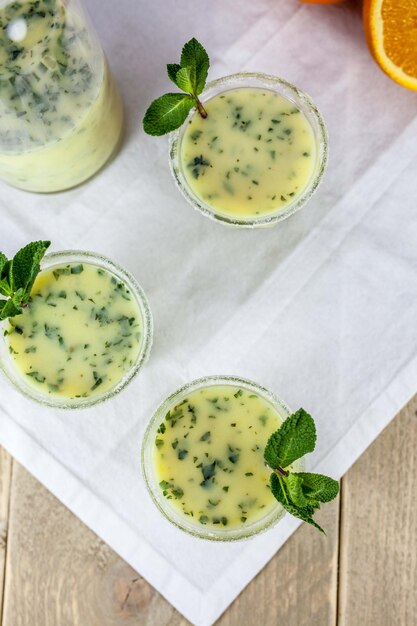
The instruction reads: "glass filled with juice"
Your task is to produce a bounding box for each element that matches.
[169,73,328,228]
[0,250,153,408]
[0,0,123,192]
[142,375,304,541]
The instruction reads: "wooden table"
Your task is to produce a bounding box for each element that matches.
[0,395,416,626]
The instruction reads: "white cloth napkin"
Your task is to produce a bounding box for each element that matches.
[1,1,417,624]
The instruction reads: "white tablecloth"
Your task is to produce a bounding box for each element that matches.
[1,1,417,624]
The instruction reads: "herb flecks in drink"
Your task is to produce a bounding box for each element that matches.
[0,241,50,321]
[5,262,144,399]
[180,89,316,218]
[143,38,210,136]
[153,385,287,531]
[0,0,123,193]
[264,409,339,533]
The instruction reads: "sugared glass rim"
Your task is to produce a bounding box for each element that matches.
[0,250,153,409]
[141,375,304,541]
[169,72,328,229]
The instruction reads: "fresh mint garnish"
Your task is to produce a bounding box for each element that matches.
[264,408,339,533]
[143,94,195,137]
[143,37,210,136]
[0,241,50,321]
[178,38,210,95]
[264,408,316,469]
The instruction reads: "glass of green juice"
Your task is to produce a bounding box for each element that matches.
[169,72,328,228]
[142,375,304,541]
[0,250,153,409]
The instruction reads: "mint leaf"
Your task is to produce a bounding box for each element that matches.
[10,241,50,303]
[270,473,324,533]
[0,289,25,320]
[265,409,339,533]
[295,472,339,503]
[284,502,324,533]
[0,279,12,297]
[180,37,210,95]
[143,93,194,136]
[286,473,307,507]
[264,408,316,469]
[269,471,289,505]
[143,38,210,136]
[0,253,7,277]
[174,67,195,94]
[0,254,11,297]
[0,241,50,321]
[167,63,182,85]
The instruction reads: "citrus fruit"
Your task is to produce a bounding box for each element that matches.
[363,0,417,90]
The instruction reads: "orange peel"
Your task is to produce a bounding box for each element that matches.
[363,0,417,90]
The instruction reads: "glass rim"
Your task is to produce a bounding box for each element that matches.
[141,374,304,542]
[0,249,153,410]
[169,71,329,228]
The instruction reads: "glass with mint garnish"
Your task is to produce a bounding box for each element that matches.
[0,242,153,408]
[142,375,338,541]
[143,39,328,228]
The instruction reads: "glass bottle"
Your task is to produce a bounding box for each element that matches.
[0,0,123,192]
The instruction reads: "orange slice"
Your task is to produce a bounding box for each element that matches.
[363,0,417,90]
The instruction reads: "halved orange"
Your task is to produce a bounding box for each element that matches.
[363,0,417,90]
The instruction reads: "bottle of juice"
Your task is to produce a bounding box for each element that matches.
[0,0,123,192]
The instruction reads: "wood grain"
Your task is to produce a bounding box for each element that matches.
[0,459,338,626]
[215,498,339,626]
[0,448,12,623]
[338,395,417,626]
[2,461,184,626]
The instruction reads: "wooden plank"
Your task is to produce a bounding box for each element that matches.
[215,498,339,626]
[0,448,12,624]
[2,462,187,626]
[338,395,417,626]
[1,459,339,626]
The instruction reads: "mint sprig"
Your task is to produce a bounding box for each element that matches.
[0,241,50,321]
[264,409,339,533]
[143,38,210,136]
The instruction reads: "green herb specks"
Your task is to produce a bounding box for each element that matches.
[5,260,143,400]
[154,384,310,531]
[180,87,317,218]
[0,0,100,150]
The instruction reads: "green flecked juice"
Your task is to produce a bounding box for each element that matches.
[180,87,316,218]
[0,0,123,192]
[153,384,285,530]
[5,262,143,399]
